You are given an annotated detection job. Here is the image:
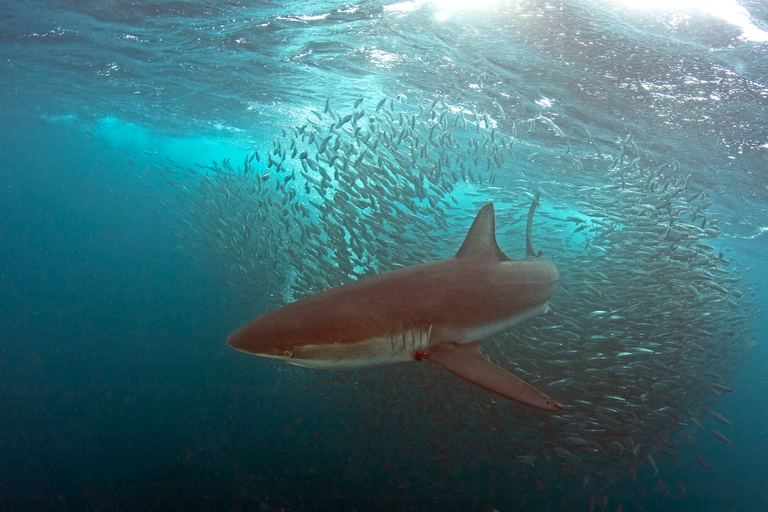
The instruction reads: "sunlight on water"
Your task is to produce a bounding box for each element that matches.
[430,0,499,8]
[605,0,768,41]
[430,0,501,19]
[385,0,502,20]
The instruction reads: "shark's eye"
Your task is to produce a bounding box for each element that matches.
[282,349,293,357]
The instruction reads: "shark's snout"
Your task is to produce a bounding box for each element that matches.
[227,327,250,352]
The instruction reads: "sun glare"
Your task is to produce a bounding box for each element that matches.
[384,0,500,20]
[607,0,768,42]
[430,0,499,10]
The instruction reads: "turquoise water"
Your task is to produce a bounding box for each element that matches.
[1,1,767,511]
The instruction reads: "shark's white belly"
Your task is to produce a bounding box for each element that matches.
[260,301,551,370]
[457,301,551,344]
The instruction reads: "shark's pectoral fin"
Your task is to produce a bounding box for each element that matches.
[425,342,563,412]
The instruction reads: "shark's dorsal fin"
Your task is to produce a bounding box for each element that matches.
[456,203,509,260]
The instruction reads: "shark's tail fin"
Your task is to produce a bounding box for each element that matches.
[525,191,542,258]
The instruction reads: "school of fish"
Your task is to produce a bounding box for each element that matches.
[141,95,759,509]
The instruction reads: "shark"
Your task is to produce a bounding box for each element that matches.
[228,198,562,411]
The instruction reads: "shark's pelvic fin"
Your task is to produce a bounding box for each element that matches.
[455,203,510,261]
[425,341,564,412]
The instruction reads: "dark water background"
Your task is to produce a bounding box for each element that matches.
[1,0,767,510]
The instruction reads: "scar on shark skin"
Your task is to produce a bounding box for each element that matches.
[228,196,563,411]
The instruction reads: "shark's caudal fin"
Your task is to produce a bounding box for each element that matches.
[525,191,541,258]
[425,342,564,411]
[455,203,510,261]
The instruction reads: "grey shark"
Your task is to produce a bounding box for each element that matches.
[228,200,562,411]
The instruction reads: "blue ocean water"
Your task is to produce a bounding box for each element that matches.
[1,1,767,511]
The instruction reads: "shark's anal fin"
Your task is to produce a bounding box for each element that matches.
[425,342,563,412]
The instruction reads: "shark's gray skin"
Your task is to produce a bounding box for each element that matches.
[228,201,562,411]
